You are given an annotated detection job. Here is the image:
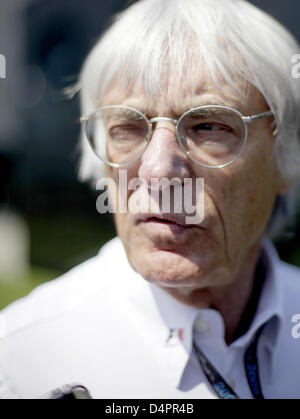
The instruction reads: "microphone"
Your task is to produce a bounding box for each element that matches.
[40,383,92,399]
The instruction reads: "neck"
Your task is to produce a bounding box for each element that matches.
[163,243,265,345]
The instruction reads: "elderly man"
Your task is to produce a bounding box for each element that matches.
[0,0,300,400]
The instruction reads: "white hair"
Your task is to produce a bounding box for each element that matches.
[76,0,300,184]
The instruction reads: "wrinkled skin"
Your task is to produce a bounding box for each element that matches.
[102,75,287,342]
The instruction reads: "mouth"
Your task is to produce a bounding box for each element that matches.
[134,213,199,236]
[136,213,192,226]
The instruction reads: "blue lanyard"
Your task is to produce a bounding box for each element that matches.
[193,325,265,399]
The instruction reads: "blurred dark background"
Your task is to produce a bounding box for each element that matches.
[0,0,299,308]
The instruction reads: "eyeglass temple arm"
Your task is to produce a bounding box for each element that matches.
[242,111,278,136]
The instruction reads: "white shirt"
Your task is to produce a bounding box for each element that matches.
[0,237,299,399]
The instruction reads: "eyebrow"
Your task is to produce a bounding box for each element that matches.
[107,108,145,120]
[186,98,247,115]
[116,97,246,119]
[188,108,220,117]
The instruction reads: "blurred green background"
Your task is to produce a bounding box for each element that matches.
[0,211,116,309]
[0,0,300,310]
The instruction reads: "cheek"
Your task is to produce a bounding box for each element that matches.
[110,167,141,243]
[108,164,138,205]
[223,145,279,244]
[114,212,128,239]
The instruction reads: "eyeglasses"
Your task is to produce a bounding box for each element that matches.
[81,105,275,169]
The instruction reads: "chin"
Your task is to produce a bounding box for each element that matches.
[131,248,211,289]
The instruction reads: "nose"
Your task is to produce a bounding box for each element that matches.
[138,122,193,186]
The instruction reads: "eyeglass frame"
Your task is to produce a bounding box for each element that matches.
[81,104,277,169]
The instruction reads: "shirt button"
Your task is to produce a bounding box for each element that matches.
[194,319,208,333]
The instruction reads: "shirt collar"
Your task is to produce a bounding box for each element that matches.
[148,237,285,387]
[231,237,284,350]
[112,235,284,388]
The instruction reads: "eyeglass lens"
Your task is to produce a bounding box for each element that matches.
[86,106,247,167]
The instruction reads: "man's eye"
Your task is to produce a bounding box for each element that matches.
[192,123,231,132]
[109,125,147,140]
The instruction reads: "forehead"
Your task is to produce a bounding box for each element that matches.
[101,72,268,118]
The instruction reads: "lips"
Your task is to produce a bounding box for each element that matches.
[132,213,204,240]
[134,213,194,228]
